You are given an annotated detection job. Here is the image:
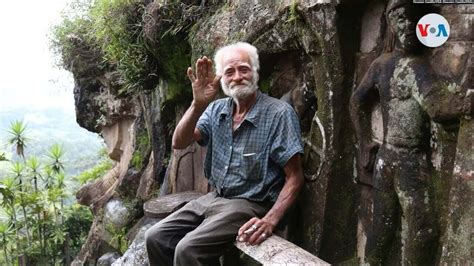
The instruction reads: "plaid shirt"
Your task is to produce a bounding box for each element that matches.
[196,91,303,202]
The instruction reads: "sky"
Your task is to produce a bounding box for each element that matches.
[0,0,75,113]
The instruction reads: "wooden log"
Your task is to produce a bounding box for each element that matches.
[235,235,330,265]
[143,191,203,218]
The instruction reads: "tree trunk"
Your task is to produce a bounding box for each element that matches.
[20,202,31,246]
[64,233,71,266]
[18,178,31,247]
[37,213,43,256]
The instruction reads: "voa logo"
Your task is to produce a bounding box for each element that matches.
[416,13,450,48]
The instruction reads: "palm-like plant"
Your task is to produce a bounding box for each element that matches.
[27,156,42,193]
[0,222,15,265]
[10,162,31,245]
[56,172,66,190]
[0,178,21,263]
[47,144,65,175]
[56,172,67,220]
[7,121,28,160]
[47,188,61,222]
[0,181,14,207]
[0,180,17,231]
[27,191,49,256]
[11,162,24,190]
[42,166,55,189]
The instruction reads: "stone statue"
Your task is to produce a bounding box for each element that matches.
[350,0,471,264]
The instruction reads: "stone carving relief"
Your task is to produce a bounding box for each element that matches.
[351,0,472,264]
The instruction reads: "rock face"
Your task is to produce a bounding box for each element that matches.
[97,252,121,266]
[111,218,159,266]
[62,0,473,264]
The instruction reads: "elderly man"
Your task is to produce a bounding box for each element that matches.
[145,42,304,265]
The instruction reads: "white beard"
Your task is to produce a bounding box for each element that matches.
[221,79,258,101]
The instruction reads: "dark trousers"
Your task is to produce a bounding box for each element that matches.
[145,192,270,266]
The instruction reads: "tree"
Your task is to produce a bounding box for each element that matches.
[10,162,31,246]
[42,166,56,189]
[27,191,48,258]
[26,156,41,193]
[7,121,28,160]
[47,144,65,175]
[1,122,94,264]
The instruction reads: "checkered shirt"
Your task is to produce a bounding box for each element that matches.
[196,91,303,202]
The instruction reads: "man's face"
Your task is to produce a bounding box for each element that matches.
[388,6,418,51]
[220,49,257,100]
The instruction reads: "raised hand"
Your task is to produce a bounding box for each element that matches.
[187,56,221,110]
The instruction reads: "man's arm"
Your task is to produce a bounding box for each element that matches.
[350,63,380,181]
[172,103,205,149]
[237,154,304,245]
[418,81,472,123]
[172,56,221,149]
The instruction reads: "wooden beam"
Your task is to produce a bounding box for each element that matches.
[235,235,330,265]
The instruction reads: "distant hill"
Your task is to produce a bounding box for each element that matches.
[0,107,106,179]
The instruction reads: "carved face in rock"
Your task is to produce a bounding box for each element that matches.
[387,6,419,52]
[220,48,258,101]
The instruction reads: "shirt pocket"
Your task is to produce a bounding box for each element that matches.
[242,152,262,180]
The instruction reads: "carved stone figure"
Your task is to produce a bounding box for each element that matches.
[350,0,471,264]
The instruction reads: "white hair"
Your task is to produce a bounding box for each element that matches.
[214,42,260,82]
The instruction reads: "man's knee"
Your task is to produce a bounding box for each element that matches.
[174,237,192,257]
[145,224,164,250]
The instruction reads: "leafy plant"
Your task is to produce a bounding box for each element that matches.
[51,0,155,95]
[10,161,32,246]
[76,158,113,185]
[7,120,28,159]
[0,121,100,263]
[47,144,65,175]
[26,156,41,192]
[0,222,14,265]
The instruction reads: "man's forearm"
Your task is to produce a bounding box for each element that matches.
[350,93,372,146]
[263,173,303,227]
[172,101,206,149]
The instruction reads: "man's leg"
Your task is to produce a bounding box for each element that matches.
[366,150,400,264]
[174,196,269,266]
[395,155,439,265]
[145,193,216,265]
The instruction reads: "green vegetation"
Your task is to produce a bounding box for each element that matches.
[131,128,150,170]
[0,121,97,265]
[7,120,28,159]
[286,0,300,24]
[51,0,199,100]
[0,108,105,178]
[51,0,151,94]
[76,158,113,185]
[90,0,151,94]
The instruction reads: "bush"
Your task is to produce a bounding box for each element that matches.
[51,0,154,95]
[76,159,113,185]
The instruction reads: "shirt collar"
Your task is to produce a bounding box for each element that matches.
[219,91,262,128]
